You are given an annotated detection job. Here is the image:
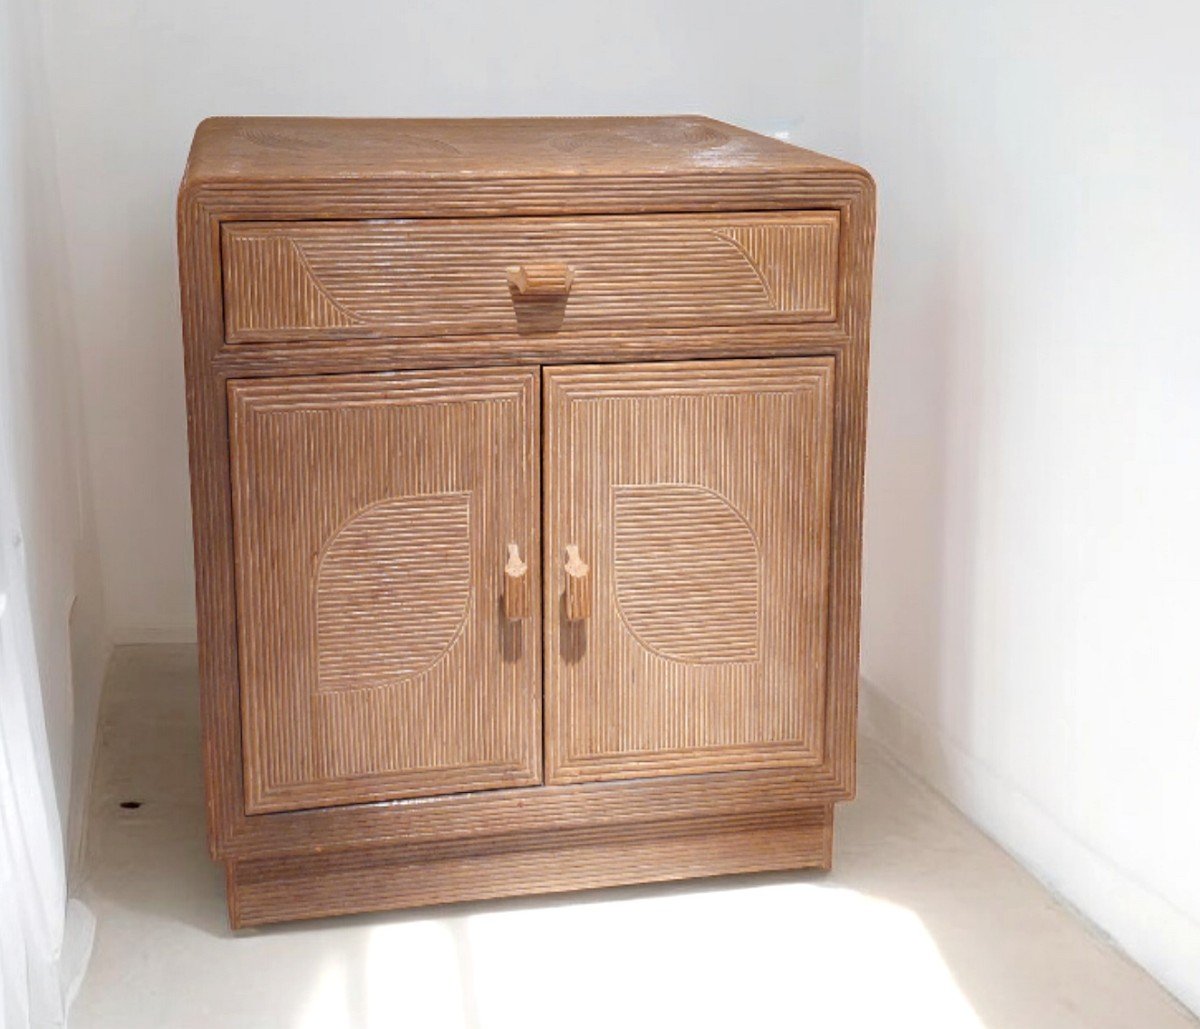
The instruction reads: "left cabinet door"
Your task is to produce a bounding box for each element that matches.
[228,368,542,814]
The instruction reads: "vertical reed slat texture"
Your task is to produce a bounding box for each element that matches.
[544,359,835,783]
[228,368,542,813]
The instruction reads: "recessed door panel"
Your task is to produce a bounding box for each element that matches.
[544,358,835,783]
[229,368,541,813]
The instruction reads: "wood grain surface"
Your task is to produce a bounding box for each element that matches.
[226,806,833,927]
[185,116,851,186]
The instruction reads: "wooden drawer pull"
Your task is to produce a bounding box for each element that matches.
[506,263,575,297]
[503,543,530,620]
[564,544,591,621]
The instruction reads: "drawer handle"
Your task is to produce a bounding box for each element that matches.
[507,263,575,298]
[564,544,591,621]
[503,543,530,620]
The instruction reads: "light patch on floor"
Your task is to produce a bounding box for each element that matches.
[71,645,1196,1028]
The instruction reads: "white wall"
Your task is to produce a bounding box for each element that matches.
[858,0,1200,1013]
[0,0,108,870]
[39,0,862,641]
[0,0,104,1019]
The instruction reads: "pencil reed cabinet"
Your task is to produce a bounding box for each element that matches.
[177,116,875,927]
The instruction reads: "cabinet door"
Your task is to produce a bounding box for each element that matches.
[544,358,835,784]
[229,368,541,813]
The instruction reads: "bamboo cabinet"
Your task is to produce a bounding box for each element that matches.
[177,116,875,927]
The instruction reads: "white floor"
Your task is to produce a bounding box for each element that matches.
[71,645,1196,1029]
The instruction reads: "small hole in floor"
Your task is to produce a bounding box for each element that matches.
[119,801,142,810]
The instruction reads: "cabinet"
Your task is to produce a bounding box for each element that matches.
[178,116,874,927]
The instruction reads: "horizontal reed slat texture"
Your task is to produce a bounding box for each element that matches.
[227,807,833,928]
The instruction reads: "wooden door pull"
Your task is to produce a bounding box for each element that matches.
[503,543,530,620]
[564,544,591,621]
[506,263,575,297]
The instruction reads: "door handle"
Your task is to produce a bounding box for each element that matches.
[503,543,530,620]
[564,544,591,621]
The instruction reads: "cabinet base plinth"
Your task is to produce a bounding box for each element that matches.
[225,806,834,928]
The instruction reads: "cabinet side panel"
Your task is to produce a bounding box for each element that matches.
[179,193,245,859]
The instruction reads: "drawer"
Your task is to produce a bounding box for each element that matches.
[221,212,840,343]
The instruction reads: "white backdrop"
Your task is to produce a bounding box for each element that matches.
[0,0,99,1022]
[858,0,1200,1012]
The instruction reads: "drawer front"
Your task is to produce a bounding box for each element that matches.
[221,212,840,343]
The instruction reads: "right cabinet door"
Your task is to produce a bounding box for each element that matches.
[544,357,837,784]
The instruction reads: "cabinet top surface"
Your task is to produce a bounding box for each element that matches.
[182,116,859,188]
